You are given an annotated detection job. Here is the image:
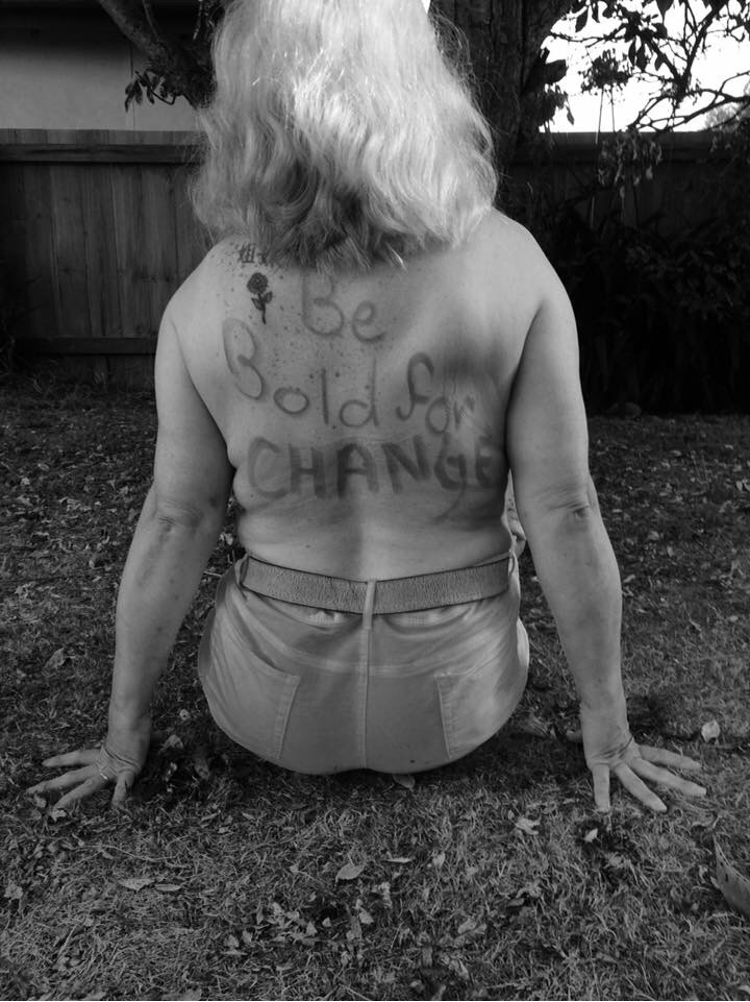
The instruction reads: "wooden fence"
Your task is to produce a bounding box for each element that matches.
[0,128,738,385]
[0,129,209,384]
[506,129,735,239]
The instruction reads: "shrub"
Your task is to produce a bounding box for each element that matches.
[510,126,750,413]
[550,207,750,412]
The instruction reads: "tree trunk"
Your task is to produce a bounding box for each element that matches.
[434,0,574,166]
[97,0,212,107]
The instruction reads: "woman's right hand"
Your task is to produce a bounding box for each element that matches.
[27,714,150,810]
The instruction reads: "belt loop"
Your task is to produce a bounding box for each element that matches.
[363,579,377,631]
[236,554,249,587]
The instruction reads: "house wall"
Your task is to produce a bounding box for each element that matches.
[0,7,197,131]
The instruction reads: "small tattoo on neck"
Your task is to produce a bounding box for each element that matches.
[238,242,268,266]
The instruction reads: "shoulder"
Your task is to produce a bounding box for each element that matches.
[476,210,555,279]
[163,238,239,328]
[467,210,567,329]
[161,238,265,369]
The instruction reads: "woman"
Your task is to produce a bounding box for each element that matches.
[30,0,705,812]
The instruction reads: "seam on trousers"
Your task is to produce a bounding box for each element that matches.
[360,580,377,767]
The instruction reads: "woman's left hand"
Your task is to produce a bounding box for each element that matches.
[570,702,707,813]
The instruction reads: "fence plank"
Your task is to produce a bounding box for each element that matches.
[0,163,29,321]
[80,165,123,340]
[17,337,157,355]
[0,129,201,165]
[140,164,180,328]
[174,164,210,282]
[19,163,57,341]
[0,143,198,164]
[49,165,92,342]
[110,163,154,338]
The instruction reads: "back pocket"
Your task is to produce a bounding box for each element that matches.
[198,610,301,763]
[436,651,523,761]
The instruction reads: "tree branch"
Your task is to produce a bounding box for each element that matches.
[96,0,213,107]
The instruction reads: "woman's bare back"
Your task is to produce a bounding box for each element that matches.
[173,210,539,578]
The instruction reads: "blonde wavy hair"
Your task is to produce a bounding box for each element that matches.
[191,0,497,271]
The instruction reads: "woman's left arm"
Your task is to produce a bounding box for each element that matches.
[29,310,233,809]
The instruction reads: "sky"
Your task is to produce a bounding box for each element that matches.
[546,8,749,131]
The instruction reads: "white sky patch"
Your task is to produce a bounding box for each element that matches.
[547,7,749,131]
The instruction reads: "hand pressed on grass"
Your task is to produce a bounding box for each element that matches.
[27,717,149,810]
[568,702,706,813]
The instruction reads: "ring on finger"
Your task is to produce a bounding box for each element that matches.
[97,765,112,781]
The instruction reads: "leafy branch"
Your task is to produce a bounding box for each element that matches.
[561,0,750,132]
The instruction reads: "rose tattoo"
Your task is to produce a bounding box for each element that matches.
[248,271,273,324]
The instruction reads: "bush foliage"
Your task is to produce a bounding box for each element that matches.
[518,126,750,414]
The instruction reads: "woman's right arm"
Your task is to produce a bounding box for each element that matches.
[29,310,233,810]
[505,238,705,813]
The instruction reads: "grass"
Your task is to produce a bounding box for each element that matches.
[2,372,750,1002]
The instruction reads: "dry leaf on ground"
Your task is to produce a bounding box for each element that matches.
[117,876,154,892]
[44,648,66,671]
[701,719,721,742]
[336,861,366,882]
[192,746,211,780]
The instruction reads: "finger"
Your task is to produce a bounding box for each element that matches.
[111,772,135,808]
[42,748,100,769]
[56,776,106,811]
[592,763,611,813]
[614,763,667,813]
[630,758,707,797]
[637,744,703,772]
[28,766,96,795]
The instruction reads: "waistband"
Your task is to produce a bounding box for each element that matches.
[237,552,513,615]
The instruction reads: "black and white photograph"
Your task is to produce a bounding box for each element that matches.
[1,1,749,999]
